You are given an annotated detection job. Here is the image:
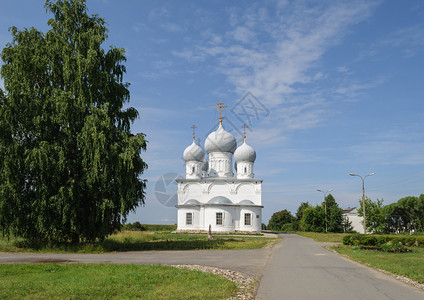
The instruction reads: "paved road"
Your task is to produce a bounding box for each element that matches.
[256,233,424,300]
[0,247,272,277]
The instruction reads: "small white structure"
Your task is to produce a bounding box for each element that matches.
[176,102,263,232]
[343,207,364,233]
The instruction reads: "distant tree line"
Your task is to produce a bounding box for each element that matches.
[267,194,352,233]
[358,195,424,234]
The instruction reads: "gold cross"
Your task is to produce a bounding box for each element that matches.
[191,125,197,141]
[214,100,227,125]
[242,124,248,142]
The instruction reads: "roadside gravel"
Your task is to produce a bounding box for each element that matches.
[172,264,257,300]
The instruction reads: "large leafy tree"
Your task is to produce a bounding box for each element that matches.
[383,195,424,233]
[300,206,325,232]
[358,198,385,233]
[0,0,147,243]
[325,194,343,233]
[299,195,344,233]
[268,209,295,231]
[293,201,309,230]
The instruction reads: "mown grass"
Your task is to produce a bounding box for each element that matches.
[0,263,236,299]
[0,231,278,253]
[294,231,348,243]
[330,245,424,284]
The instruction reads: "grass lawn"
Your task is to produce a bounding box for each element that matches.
[0,231,279,253]
[294,231,348,243]
[0,263,236,299]
[330,245,424,284]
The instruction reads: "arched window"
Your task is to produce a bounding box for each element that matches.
[244,167,247,173]
[192,166,195,173]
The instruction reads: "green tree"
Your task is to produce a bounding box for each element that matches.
[358,198,385,233]
[383,195,424,233]
[299,195,344,233]
[300,206,325,232]
[268,209,295,231]
[325,194,344,233]
[0,0,147,244]
[293,202,309,230]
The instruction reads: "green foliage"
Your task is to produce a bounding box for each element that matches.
[140,224,177,232]
[267,209,295,231]
[281,223,295,232]
[300,206,325,232]
[121,222,146,231]
[297,194,344,233]
[0,0,147,243]
[358,198,385,233]
[325,194,344,232]
[293,202,309,230]
[261,223,267,230]
[383,195,424,233]
[342,214,353,233]
[356,195,424,234]
[343,234,424,247]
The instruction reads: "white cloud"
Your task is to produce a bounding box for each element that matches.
[230,26,255,43]
[160,22,184,33]
[172,1,380,144]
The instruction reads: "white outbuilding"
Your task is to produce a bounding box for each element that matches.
[176,102,263,232]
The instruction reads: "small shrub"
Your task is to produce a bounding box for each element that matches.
[121,222,146,231]
[343,234,424,248]
[282,223,295,232]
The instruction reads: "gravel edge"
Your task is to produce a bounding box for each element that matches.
[170,264,258,300]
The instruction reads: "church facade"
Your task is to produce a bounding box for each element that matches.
[176,102,263,232]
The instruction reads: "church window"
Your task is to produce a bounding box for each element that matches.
[244,213,251,226]
[216,212,223,225]
[192,166,195,173]
[186,213,193,225]
[244,167,247,173]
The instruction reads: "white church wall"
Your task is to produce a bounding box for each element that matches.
[177,206,201,231]
[204,206,235,232]
[238,207,262,231]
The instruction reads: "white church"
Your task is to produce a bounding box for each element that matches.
[176,101,263,232]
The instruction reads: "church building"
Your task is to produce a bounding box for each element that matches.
[176,101,263,232]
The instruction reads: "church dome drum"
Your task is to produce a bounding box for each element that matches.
[205,124,237,153]
[183,141,205,162]
[234,141,256,163]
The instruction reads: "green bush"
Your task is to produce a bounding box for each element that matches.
[121,222,146,231]
[281,223,295,232]
[142,224,177,232]
[343,234,424,247]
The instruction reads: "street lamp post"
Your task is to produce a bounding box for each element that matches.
[349,172,375,234]
[317,189,332,233]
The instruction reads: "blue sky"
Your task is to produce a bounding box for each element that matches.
[1,0,424,224]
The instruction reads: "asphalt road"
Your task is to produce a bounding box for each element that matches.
[0,247,272,277]
[256,233,424,300]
